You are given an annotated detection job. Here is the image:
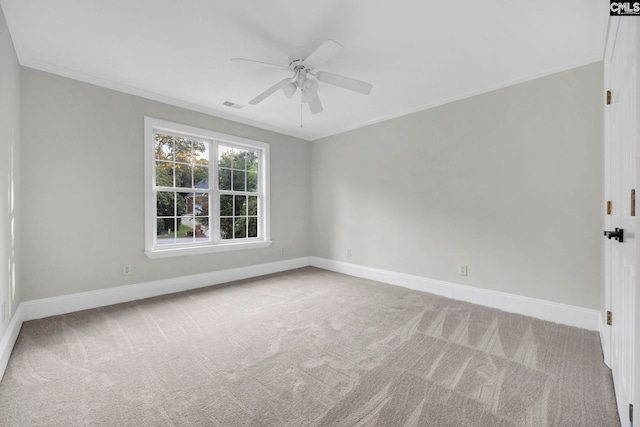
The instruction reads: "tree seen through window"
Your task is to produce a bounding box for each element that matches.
[218,146,259,239]
[154,134,209,244]
[153,136,260,244]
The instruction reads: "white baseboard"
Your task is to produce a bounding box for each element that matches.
[0,255,602,382]
[0,304,25,382]
[0,257,310,381]
[309,257,600,331]
[20,257,311,322]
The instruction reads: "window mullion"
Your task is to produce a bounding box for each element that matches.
[212,142,220,243]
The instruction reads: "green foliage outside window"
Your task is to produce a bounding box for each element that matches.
[155,134,209,235]
[154,137,260,242]
[218,147,259,240]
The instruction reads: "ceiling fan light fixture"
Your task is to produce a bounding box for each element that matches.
[282,82,297,99]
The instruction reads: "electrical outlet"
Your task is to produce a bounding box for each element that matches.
[458,264,468,276]
[122,264,132,276]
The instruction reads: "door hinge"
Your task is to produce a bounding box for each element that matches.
[632,190,636,216]
[607,90,612,105]
[607,201,612,215]
[607,311,612,326]
[630,403,633,423]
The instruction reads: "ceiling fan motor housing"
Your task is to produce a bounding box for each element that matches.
[289,58,308,72]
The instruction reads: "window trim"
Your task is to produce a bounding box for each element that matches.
[144,117,271,259]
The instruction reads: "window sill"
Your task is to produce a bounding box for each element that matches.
[145,240,272,259]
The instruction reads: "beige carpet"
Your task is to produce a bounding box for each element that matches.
[0,267,619,426]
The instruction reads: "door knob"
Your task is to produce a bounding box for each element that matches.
[604,228,624,242]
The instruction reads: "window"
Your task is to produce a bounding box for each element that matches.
[144,117,270,258]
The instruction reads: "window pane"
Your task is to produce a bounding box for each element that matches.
[177,215,194,241]
[156,161,174,187]
[220,218,233,240]
[246,151,258,171]
[192,193,209,240]
[157,192,175,216]
[175,163,193,188]
[234,195,246,216]
[155,134,174,161]
[219,168,231,190]
[233,170,246,191]
[220,194,233,216]
[234,218,247,238]
[174,192,188,217]
[247,196,258,216]
[248,217,258,238]
[193,141,209,166]
[218,145,234,168]
[192,193,209,217]
[233,151,247,170]
[157,218,176,244]
[247,171,258,192]
[194,215,209,242]
[193,166,208,188]
[174,138,192,163]
[194,222,208,242]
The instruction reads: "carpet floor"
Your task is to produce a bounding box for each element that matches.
[0,267,619,426]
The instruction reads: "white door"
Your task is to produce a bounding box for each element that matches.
[604,17,639,427]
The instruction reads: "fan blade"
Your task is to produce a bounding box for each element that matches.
[316,71,372,95]
[304,40,343,70]
[231,58,289,71]
[301,79,319,103]
[249,78,291,105]
[308,95,323,114]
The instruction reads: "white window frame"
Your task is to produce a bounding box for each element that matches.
[144,117,271,258]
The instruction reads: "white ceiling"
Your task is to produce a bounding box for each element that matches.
[1,0,608,141]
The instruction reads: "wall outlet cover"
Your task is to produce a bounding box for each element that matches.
[458,264,468,276]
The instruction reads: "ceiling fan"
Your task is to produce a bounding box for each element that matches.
[232,40,373,115]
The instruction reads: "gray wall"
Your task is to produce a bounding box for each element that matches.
[20,68,311,301]
[0,5,21,333]
[18,60,605,310]
[311,62,604,309]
